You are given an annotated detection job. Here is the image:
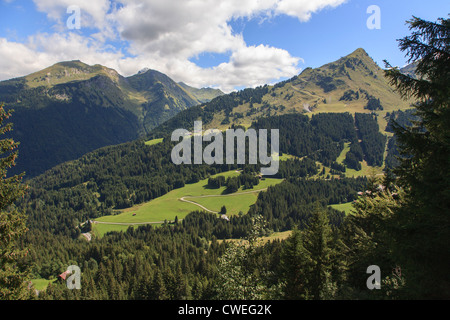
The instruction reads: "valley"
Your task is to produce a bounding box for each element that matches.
[1,47,426,301]
[0,3,447,303]
[92,170,283,237]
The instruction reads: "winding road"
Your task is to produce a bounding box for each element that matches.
[94,188,269,227]
[179,188,268,214]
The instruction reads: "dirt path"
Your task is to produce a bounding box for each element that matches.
[179,188,268,213]
[94,188,268,226]
[94,220,165,225]
[179,197,218,213]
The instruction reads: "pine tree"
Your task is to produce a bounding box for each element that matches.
[174,265,190,300]
[0,104,30,300]
[343,182,405,299]
[384,16,450,298]
[279,206,342,300]
[302,205,336,300]
[151,270,167,300]
[279,228,310,299]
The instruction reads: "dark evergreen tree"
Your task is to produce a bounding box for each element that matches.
[383,16,450,299]
[279,228,310,299]
[302,205,336,300]
[151,269,167,300]
[0,104,30,299]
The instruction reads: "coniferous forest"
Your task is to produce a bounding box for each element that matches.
[0,15,449,305]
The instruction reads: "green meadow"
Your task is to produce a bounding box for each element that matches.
[336,142,351,164]
[91,149,378,237]
[190,177,283,215]
[333,142,384,178]
[217,230,293,245]
[144,138,164,146]
[330,202,355,215]
[31,278,56,291]
[93,170,283,237]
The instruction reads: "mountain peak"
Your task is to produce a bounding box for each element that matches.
[349,48,369,58]
[333,48,375,68]
[137,67,150,74]
[52,60,88,68]
[23,60,116,88]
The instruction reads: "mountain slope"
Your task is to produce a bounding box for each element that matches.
[151,48,414,137]
[0,61,217,177]
[126,69,204,130]
[178,82,224,103]
[400,61,418,79]
[17,48,410,237]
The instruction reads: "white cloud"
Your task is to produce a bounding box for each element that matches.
[0,33,124,80]
[1,0,348,91]
[275,0,348,21]
[207,44,302,92]
[32,0,111,28]
[0,38,49,80]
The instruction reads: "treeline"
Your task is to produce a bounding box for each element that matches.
[19,111,387,237]
[21,172,369,300]
[21,139,240,236]
[252,113,356,166]
[384,109,419,170]
[354,113,387,167]
[253,112,386,171]
[149,85,270,138]
[248,177,367,232]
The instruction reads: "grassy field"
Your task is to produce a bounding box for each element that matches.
[336,142,351,164]
[144,138,164,146]
[330,202,355,215]
[345,160,384,178]
[331,141,384,178]
[260,230,293,242]
[217,230,293,245]
[91,223,135,237]
[188,177,282,215]
[279,153,299,161]
[93,170,283,237]
[31,279,56,291]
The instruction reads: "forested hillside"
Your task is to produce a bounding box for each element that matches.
[4,54,402,301]
[0,62,222,178]
[3,13,447,302]
[6,97,391,300]
[18,110,388,237]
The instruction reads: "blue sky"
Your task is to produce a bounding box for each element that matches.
[0,0,448,91]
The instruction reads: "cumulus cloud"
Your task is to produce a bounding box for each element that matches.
[207,44,302,91]
[0,0,348,91]
[275,0,347,21]
[33,0,113,32]
[0,33,124,80]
